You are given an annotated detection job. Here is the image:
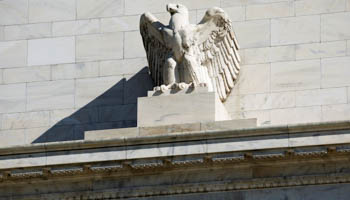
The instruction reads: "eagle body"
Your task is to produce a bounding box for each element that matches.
[140,4,241,101]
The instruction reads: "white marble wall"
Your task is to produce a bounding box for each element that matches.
[0,0,350,146]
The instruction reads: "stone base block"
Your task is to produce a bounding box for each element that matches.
[137,88,231,127]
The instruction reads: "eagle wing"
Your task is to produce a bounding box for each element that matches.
[140,12,171,86]
[195,8,241,102]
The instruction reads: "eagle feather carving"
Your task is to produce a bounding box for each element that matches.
[140,4,241,102]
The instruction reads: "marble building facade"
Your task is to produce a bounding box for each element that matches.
[0,0,350,146]
[1,0,350,199]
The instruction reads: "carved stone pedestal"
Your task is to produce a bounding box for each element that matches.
[137,87,231,127]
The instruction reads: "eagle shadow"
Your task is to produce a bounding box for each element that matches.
[32,67,153,143]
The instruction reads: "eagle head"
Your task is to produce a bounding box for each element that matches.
[203,7,226,20]
[166,3,188,16]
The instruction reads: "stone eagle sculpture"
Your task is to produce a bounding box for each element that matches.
[140,4,240,101]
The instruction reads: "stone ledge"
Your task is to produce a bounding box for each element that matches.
[0,121,349,170]
[1,142,350,197]
[0,120,349,156]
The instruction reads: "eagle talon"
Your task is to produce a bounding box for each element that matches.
[177,82,188,90]
[160,85,168,93]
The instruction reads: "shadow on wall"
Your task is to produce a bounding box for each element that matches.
[32,67,153,143]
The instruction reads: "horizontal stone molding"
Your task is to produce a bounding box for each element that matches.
[0,145,348,181]
[1,120,350,156]
[0,118,350,199]
[3,168,350,200]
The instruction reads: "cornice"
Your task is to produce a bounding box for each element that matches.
[0,144,348,183]
[0,120,349,156]
[1,125,350,199]
[6,172,350,200]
